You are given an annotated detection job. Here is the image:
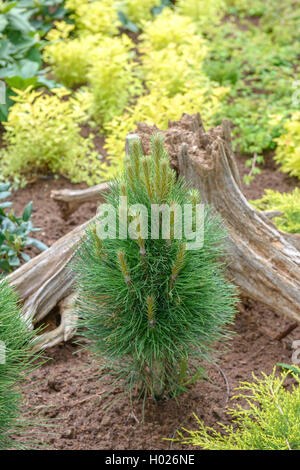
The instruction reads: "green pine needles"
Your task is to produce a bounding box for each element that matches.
[72,134,237,401]
[0,279,39,449]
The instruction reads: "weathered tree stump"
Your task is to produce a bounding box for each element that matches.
[136,113,300,322]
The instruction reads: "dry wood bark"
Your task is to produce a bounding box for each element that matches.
[6,218,94,348]
[51,182,109,219]
[145,113,300,322]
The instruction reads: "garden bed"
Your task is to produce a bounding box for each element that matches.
[1,0,299,452]
[10,155,300,450]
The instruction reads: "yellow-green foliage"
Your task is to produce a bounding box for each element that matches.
[140,10,208,97]
[141,42,208,97]
[44,34,104,88]
[120,0,161,27]
[176,368,300,450]
[251,188,300,234]
[45,20,75,41]
[274,112,300,179]
[176,0,225,31]
[87,35,143,126]
[224,0,266,15]
[99,8,227,180]
[0,87,103,185]
[103,85,227,179]
[140,10,199,51]
[66,0,120,36]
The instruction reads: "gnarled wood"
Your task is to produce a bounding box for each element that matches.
[136,114,300,322]
[32,293,77,351]
[6,218,95,348]
[51,182,109,219]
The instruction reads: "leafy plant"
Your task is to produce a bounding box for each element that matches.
[0,86,103,185]
[203,14,300,156]
[72,134,237,401]
[43,29,103,88]
[174,368,300,450]
[250,188,300,234]
[278,364,300,376]
[0,278,40,449]
[243,153,264,185]
[140,9,199,51]
[118,0,161,28]
[0,182,47,273]
[274,112,300,179]
[176,0,225,32]
[65,0,120,36]
[141,41,209,97]
[0,0,66,121]
[87,35,143,126]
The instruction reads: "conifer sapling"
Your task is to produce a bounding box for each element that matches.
[73,134,237,400]
[0,279,39,449]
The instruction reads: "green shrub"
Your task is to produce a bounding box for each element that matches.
[140,10,199,51]
[87,35,143,126]
[65,0,120,36]
[0,182,47,272]
[0,0,68,121]
[72,134,237,401]
[175,368,300,450]
[43,24,104,88]
[203,16,300,155]
[0,86,103,185]
[119,0,161,27]
[0,278,40,449]
[44,35,91,88]
[141,42,209,97]
[250,188,300,234]
[176,0,225,32]
[274,112,300,179]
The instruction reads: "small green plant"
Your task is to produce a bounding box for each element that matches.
[0,86,103,185]
[250,188,300,234]
[43,27,102,88]
[87,35,143,126]
[0,278,40,449]
[176,0,225,32]
[0,0,67,121]
[174,368,300,450]
[0,182,47,273]
[141,41,209,97]
[140,9,199,51]
[274,112,300,179]
[119,0,161,28]
[73,134,237,401]
[243,153,264,185]
[65,0,120,36]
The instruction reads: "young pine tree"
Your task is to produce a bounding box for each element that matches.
[0,279,39,449]
[73,134,237,400]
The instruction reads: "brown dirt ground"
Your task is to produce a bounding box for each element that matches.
[7,139,300,450]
